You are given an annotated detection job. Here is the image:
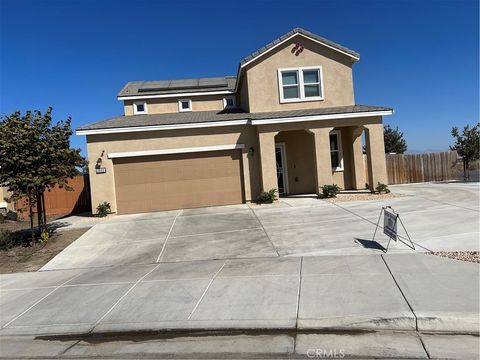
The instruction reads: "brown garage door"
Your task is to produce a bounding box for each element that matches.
[113,150,244,214]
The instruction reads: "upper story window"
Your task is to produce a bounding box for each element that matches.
[133,101,148,114]
[278,67,324,103]
[329,130,344,171]
[223,96,236,109]
[178,99,192,112]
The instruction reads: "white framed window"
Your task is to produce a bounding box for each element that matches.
[278,66,324,103]
[133,101,148,114]
[329,130,344,171]
[178,99,192,112]
[223,96,236,109]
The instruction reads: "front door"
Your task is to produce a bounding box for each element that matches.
[275,143,288,196]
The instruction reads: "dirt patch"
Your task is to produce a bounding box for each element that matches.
[0,228,88,273]
[431,251,480,263]
[323,193,404,203]
[0,214,63,233]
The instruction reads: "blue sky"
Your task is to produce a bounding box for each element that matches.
[1,0,478,155]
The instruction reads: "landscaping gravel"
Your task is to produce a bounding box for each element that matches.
[324,193,404,203]
[431,251,480,263]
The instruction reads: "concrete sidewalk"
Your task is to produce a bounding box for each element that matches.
[1,254,478,337]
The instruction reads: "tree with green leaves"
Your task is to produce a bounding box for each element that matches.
[450,123,480,181]
[384,125,407,154]
[0,108,86,244]
[363,125,408,154]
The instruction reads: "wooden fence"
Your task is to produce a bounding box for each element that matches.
[385,151,459,185]
[15,175,91,216]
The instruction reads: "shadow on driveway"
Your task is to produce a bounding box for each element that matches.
[354,238,386,252]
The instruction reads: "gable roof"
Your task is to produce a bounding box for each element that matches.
[77,105,392,134]
[117,28,359,100]
[118,76,236,99]
[239,27,360,68]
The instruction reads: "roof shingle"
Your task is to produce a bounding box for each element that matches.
[77,105,392,132]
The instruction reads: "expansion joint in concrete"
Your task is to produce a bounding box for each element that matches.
[1,272,83,329]
[416,331,431,359]
[248,207,280,257]
[380,255,418,331]
[92,263,162,328]
[187,262,226,320]
[293,256,304,354]
[156,209,184,263]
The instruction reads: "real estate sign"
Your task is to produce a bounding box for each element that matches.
[383,210,397,240]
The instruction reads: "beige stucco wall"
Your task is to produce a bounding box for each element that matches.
[86,126,261,213]
[122,36,355,116]
[123,95,226,116]
[244,36,355,113]
[86,116,384,212]
[0,187,7,202]
[237,73,250,112]
[0,186,14,211]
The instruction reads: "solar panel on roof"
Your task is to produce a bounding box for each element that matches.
[198,78,228,88]
[138,80,171,92]
[138,77,229,92]
[168,79,199,90]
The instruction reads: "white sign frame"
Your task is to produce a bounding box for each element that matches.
[372,206,415,253]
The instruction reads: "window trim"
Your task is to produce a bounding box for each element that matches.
[279,70,300,100]
[178,99,192,112]
[330,130,344,172]
[223,96,237,109]
[277,66,324,103]
[133,101,148,114]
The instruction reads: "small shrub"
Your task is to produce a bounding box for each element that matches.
[256,189,277,204]
[5,210,17,221]
[96,202,111,217]
[0,213,4,224]
[0,230,23,251]
[321,184,341,198]
[39,230,49,244]
[375,182,390,194]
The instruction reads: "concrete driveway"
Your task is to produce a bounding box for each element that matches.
[2,182,478,358]
[41,182,479,270]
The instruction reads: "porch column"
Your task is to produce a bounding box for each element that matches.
[241,147,252,202]
[364,123,388,191]
[309,127,334,196]
[258,131,279,193]
[349,126,366,189]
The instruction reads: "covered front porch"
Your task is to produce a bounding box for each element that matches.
[256,119,388,197]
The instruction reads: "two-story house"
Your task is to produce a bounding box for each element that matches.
[77,28,392,214]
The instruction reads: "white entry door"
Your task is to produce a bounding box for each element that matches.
[275,143,288,196]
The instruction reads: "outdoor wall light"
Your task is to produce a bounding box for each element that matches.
[96,150,105,168]
[249,147,255,156]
